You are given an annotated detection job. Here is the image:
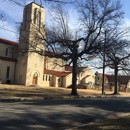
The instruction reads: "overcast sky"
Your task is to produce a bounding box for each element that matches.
[0,0,130,42]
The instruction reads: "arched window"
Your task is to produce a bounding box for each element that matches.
[34,8,37,24]
[34,8,41,30]
[46,75,48,81]
[43,75,44,81]
[48,75,50,81]
[6,66,10,78]
[81,73,82,77]
[58,78,60,82]
[25,10,28,22]
[5,48,8,56]
[37,11,41,30]
[24,9,28,30]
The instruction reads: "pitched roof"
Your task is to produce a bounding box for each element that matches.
[118,76,130,84]
[0,38,18,46]
[44,69,71,77]
[106,75,130,84]
[106,75,115,82]
[65,66,72,71]
[96,72,130,84]
[45,50,57,57]
[65,65,88,72]
[0,38,59,57]
[95,72,112,80]
[0,56,17,62]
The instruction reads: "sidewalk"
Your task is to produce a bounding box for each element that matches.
[0,84,130,101]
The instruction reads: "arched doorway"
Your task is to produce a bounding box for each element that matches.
[32,73,38,85]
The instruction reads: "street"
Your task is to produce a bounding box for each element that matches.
[0,97,130,130]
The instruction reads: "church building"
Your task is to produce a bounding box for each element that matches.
[0,2,95,88]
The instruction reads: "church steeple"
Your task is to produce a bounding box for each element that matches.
[22,2,44,30]
[19,1,45,51]
[16,1,45,86]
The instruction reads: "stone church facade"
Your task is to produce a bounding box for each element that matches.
[0,2,95,88]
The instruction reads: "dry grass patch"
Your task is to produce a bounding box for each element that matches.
[74,115,130,130]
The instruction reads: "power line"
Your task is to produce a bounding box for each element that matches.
[0,27,18,34]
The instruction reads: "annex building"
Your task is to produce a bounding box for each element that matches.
[0,2,95,88]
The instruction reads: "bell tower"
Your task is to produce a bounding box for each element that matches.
[15,2,45,86]
[19,2,45,49]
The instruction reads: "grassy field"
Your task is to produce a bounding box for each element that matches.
[75,115,130,130]
[0,85,70,99]
[0,84,108,99]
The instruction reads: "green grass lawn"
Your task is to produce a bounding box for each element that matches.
[74,115,130,130]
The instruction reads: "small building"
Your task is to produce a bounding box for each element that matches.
[95,72,130,91]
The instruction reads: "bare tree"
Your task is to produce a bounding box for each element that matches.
[17,0,125,95]
[93,25,130,95]
[42,0,124,95]
[105,39,130,94]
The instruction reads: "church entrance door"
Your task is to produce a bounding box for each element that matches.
[32,74,37,85]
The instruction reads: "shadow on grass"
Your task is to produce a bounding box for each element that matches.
[75,115,130,130]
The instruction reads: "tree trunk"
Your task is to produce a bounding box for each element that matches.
[102,64,105,95]
[113,64,118,94]
[102,30,106,95]
[71,58,78,95]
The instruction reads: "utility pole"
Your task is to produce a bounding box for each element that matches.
[102,30,107,95]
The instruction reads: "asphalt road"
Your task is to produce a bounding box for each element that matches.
[0,97,130,130]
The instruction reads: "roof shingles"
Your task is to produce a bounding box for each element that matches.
[0,56,17,62]
[44,69,71,77]
[0,38,18,46]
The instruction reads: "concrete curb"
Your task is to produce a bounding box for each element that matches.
[0,94,129,102]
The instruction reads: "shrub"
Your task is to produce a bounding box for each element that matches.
[67,84,87,89]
